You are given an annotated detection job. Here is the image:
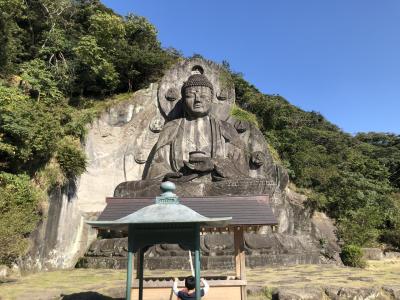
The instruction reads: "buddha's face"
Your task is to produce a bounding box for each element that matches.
[183,86,212,118]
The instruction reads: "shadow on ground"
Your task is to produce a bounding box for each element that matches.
[61,292,123,300]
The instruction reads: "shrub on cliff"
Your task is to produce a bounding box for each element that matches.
[56,137,87,179]
[231,104,259,128]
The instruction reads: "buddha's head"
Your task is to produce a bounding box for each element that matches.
[182,74,214,118]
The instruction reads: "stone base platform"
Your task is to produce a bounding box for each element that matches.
[76,252,321,270]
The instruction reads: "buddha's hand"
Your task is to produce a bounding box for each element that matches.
[164,172,198,183]
[164,172,183,180]
[184,157,214,172]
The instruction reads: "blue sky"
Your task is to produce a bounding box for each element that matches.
[102,0,400,134]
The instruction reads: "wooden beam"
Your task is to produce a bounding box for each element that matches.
[138,248,144,300]
[234,226,247,300]
[135,248,140,279]
[234,227,243,279]
[195,224,201,300]
[126,225,134,300]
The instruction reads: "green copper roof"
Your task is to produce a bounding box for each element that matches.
[86,181,231,229]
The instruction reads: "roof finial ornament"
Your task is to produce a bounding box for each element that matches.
[157,181,179,204]
[160,181,176,193]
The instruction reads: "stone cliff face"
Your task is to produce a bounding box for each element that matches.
[23,84,160,270]
[23,59,340,271]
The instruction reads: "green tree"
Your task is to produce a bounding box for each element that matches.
[230,70,399,248]
[0,86,63,173]
[0,172,41,265]
[20,58,63,101]
[89,12,125,50]
[73,35,119,94]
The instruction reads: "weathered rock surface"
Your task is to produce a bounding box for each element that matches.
[384,252,400,260]
[361,249,400,261]
[23,85,160,271]
[270,286,400,300]
[382,286,400,300]
[273,287,327,300]
[324,286,386,300]
[362,248,385,261]
[0,265,10,279]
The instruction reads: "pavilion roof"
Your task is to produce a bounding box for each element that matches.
[86,181,231,229]
[95,195,277,228]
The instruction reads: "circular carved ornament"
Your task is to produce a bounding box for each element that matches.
[217,88,229,101]
[134,151,147,164]
[149,116,164,133]
[165,87,179,102]
[234,119,250,133]
[250,151,265,168]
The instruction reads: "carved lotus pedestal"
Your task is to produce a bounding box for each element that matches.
[114,178,278,198]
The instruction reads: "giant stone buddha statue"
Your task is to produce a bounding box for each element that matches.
[114,59,288,197]
[145,73,248,182]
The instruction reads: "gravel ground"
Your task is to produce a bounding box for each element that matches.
[0,259,399,300]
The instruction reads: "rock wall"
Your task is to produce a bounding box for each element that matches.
[23,84,161,270]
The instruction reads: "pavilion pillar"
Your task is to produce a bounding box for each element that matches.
[234,226,246,300]
[194,224,201,300]
[138,248,144,300]
[126,225,134,300]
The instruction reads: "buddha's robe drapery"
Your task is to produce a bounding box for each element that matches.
[145,115,248,180]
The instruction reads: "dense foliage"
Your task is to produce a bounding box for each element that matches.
[0,0,178,265]
[0,173,41,265]
[230,69,400,249]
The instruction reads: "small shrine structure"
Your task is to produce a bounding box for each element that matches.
[87,181,277,300]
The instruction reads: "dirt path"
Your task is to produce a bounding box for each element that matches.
[0,260,399,300]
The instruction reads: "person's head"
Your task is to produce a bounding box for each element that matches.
[182,74,214,118]
[184,275,196,290]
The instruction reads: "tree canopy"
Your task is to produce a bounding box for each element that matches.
[230,70,400,249]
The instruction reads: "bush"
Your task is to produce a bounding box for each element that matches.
[337,206,383,247]
[0,172,41,265]
[230,105,259,128]
[56,136,87,178]
[340,244,367,268]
